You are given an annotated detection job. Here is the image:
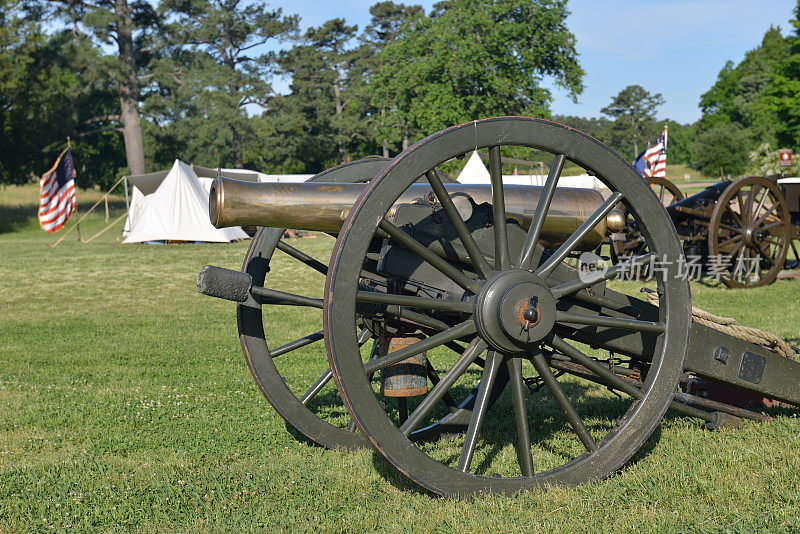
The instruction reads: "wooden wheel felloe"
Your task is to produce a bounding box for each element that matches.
[611,175,684,263]
[648,175,685,207]
[238,158,389,450]
[708,176,791,288]
[324,117,691,497]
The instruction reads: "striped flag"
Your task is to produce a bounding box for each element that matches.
[642,125,668,178]
[39,146,77,233]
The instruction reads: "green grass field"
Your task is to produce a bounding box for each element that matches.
[2,183,800,532]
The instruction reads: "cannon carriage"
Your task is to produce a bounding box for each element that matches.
[611,173,800,288]
[197,117,800,497]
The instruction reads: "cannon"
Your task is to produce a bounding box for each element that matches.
[611,173,800,287]
[197,117,800,497]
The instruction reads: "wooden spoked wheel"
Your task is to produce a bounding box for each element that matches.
[611,175,684,262]
[237,158,389,450]
[324,117,691,496]
[708,176,791,288]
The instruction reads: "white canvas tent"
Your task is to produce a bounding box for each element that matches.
[456,150,607,189]
[123,160,248,243]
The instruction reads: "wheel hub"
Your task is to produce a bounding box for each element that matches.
[743,226,756,247]
[473,270,556,353]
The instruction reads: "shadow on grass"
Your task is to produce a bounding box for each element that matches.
[274,367,682,493]
[0,204,38,234]
[370,452,438,497]
[0,197,128,234]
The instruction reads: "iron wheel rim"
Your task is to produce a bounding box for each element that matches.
[237,158,390,450]
[324,117,691,496]
[709,176,790,289]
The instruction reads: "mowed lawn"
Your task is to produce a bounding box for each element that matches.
[2,183,800,532]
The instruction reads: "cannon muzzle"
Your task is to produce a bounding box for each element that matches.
[210,177,620,250]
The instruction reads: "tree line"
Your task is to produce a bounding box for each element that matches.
[2,0,800,189]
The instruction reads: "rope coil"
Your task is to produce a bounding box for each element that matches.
[642,289,797,359]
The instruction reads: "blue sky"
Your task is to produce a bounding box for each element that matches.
[267,0,797,124]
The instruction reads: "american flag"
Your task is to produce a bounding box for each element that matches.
[39,147,77,233]
[642,126,668,178]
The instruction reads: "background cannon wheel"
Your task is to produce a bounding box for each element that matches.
[325,117,691,496]
[611,175,684,263]
[237,158,389,450]
[708,176,790,288]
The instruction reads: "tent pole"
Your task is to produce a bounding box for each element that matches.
[123,177,130,223]
[83,212,128,243]
[50,175,126,248]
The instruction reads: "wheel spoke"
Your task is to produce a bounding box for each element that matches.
[517,154,566,270]
[364,321,477,374]
[531,351,597,452]
[270,331,324,358]
[761,221,783,232]
[744,186,756,221]
[426,361,458,412]
[536,192,624,279]
[425,170,493,278]
[399,338,487,435]
[717,222,741,233]
[718,233,742,250]
[725,204,744,228]
[357,291,473,313]
[488,146,511,270]
[379,219,479,293]
[458,350,503,472]
[252,285,322,308]
[507,356,534,476]
[300,368,333,405]
[736,190,746,220]
[757,242,775,266]
[550,253,653,298]
[276,240,328,275]
[727,240,744,259]
[752,188,769,221]
[556,311,665,333]
[383,305,452,332]
[546,335,641,398]
[754,204,778,227]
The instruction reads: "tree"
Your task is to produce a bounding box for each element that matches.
[38,0,162,176]
[155,0,297,169]
[601,85,664,159]
[362,2,423,156]
[280,19,369,163]
[699,27,788,147]
[370,0,583,137]
[1,2,126,186]
[763,3,800,149]
[693,125,750,177]
[264,18,374,171]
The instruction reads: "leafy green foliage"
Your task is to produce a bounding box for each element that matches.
[694,8,800,176]
[693,125,750,177]
[0,2,127,187]
[550,115,694,167]
[151,0,298,170]
[601,85,664,159]
[371,0,583,135]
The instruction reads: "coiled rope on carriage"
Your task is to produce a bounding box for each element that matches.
[641,289,797,359]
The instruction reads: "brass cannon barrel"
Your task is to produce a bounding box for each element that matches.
[210,177,619,250]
